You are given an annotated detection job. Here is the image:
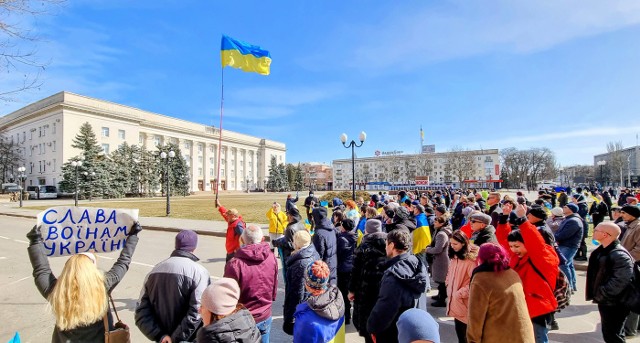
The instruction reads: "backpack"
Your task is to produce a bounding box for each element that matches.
[529,260,571,310]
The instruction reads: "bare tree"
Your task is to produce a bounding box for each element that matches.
[500,147,557,189]
[445,147,475,187]
[1,0,65,102]
[607,141,625,186]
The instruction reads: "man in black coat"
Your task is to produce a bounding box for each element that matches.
[586,222,634,343]
[304,191,319,229]
[367,229,428,343]
[311,206,338,285]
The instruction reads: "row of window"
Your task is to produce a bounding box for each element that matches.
[102,127,126,139]
[10,124,57,145]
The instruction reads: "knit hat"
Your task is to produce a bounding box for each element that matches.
[313,206,328,220]
[469,212,491,225]
[305,260,330,296]
[551,207,564,217]
[394,206,411,220]
[200,277,240,316]
[435,204,447,215]
[527,206,548,220]
[339,219,355,231]
[175,230,198,252]
[365,219,382,234]
[564,203,579,214]
[397,308,440,343]
[287,206,301,218]
[621,205,640,218]
[411,200,421,207]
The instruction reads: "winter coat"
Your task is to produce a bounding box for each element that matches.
[467,267,535,343]
[367,253,429,343]
[426,224,452,283]
[509,221,559,319]
[386,217,417,233]
[195,307,261,343]
[218,205,245,254]
[223,242,278,323]
[554,213,583,249]
[283,244,320,325]
[272,217,306,261]
[589,201,608,227]
[293,285,346,343]
[136,249,211,343]
[621,218,640,261]
[558,193,569,208]
[28,235,139,343]
[311,214,338,285]
[477,198,487,211]
[336,230,357,273]
[265,208,287,235]
[546,216,564,233]
[470,225,498,246]
[586,240,634,306]
[286,196,299,213]
[487,203,502,228]
[348,232,388,337]
[452,202,465,230]
[412,213,432,255]
[446,255,476,324]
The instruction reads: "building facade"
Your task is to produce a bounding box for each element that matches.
[332,149,501,190]
[0,92,286,192]
[301,162,333,191]
[593,146,640,187]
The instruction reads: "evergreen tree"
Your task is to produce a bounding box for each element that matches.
[267,156,279,192]
[59,122,108,198]
[278,163,289,191]
[138,147,161,197]
[294,163,304,191]
[286,164,296,190]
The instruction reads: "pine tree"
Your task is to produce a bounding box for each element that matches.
[278,163,289,191]
[286,164,296,190]
[156,143,190,196]
[59,122,107,198]
[294,163,304,191]
[267,156,278,192]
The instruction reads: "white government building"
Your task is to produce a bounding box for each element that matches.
[333,148,502,190]
[0,91,286,192]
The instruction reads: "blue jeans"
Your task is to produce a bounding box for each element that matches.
[557,245,578,291]
[256,316,272,343]
[532,322,549,343]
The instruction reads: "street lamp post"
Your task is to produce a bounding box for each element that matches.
[340,131,366,201]
[160,150,175,216]
[597,160,606,187]
[70,156,84,207]
[17,166,26,208]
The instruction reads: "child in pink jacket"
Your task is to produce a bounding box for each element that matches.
[445,230,477,343]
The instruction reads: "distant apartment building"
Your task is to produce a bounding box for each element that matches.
[332,149,501,190]
[301,162,333,191]
[0,92,286,191]
[593,145,640,187]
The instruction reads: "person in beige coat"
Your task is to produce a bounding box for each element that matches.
[467,243,534,343]
[445,230,476,343]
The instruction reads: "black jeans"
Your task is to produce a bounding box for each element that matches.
[598,304,630,343]
[337,272,352,322]
[454,319,468,343]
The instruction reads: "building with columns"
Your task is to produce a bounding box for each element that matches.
[0,92,286,192]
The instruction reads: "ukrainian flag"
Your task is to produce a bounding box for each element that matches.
[221,35,271,75]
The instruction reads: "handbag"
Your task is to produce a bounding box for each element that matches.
[103,295,131,343]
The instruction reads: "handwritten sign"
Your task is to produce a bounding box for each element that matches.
[36,206,139,257]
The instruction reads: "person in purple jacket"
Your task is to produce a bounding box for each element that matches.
[224,224,278,343]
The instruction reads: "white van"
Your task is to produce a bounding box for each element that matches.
[27,185,59,199]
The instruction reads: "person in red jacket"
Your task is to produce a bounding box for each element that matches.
[507,203,559,343]
[216,199,245,262]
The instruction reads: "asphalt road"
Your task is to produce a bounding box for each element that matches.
[1,215,639,343]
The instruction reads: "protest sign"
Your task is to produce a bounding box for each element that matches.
[36,206,139,257]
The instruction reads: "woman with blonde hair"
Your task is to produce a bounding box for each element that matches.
[27,223,141,342]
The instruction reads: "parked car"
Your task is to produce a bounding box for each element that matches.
[27,185,59,199]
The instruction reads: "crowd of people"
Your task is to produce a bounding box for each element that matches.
[25,186,640,342]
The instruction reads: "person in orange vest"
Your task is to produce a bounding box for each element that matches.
[216,199,246,263]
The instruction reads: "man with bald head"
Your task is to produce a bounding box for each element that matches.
[586,222,634,343]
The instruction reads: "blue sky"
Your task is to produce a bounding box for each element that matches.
[3,0,640,167]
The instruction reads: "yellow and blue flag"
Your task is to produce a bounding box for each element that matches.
[221,35,271,75]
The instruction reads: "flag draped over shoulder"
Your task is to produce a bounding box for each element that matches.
[221,35,271,75]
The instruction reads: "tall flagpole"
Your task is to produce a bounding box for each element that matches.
[215,67,224,207]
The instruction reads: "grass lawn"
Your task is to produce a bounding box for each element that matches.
[25,191,313,224]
